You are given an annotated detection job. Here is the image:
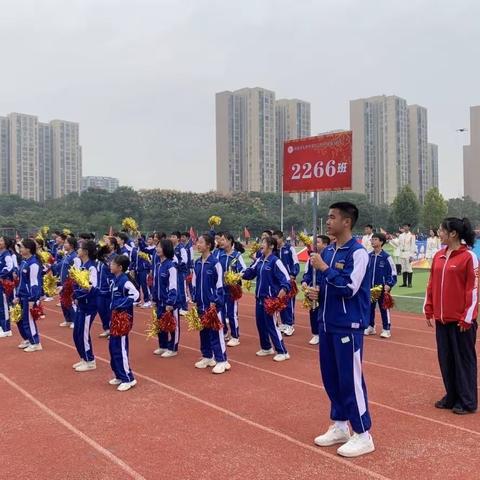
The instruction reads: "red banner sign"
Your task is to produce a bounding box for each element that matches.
[283,131,352,193]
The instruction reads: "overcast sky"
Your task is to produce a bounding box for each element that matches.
[0,0,478,199]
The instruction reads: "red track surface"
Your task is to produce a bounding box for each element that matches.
[2,294,480,479]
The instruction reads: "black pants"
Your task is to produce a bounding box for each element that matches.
[436,321,478,411]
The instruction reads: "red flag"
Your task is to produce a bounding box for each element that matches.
[244,227,251,239]
[189,226,197,243]
[108,226,113,236]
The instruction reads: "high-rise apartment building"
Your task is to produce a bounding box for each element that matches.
[216,87,276,193]
[82,176,119,193]
[38,122,53,202]
[464,106,480,203]
[428,143,439,191]
[408,105,429,202]
[0,117,9,195]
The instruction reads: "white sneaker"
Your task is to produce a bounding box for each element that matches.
[337,433,375,458]
[309,335,319,345]
[56,302,61,307]
[72,360,86,369]
[179,309,188,316]
[133,302,140,307]
[24,343,43,352]
[256,348,275,357]
[44,297,54,302]
[161,350,178,358]
[141,301,152,309]
[314,424,351,447]
[283,325,295,336]
[194,357,216,369]
[278,323,286,332]
[153,348,167,355]
[380,329,391,338]
[0,330,13,338]
[59,321,71,327]
[227,337,240,347]
[108,378,122,385]
[18,340,30,349]
[75,361,96,372]
[364,326,376,336]
[273,353,290,362]
[99,330,110,338]
[69,323,74,329]
[212,361,231,374]
[117,379,137,392]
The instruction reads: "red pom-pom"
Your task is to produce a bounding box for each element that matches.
[110,310,133,336]
[159,310,176,333]
[186,274,193,285]
[264,296,288,316]
[1,279,16,297]
[60,278,74,309]
[147,273,153,287]
[14,277,19,287]
[30,303,45,321]
[288,279,298,299]
[48,254,55,265]
[228,283,243,301]
[382,292,395,310]
[201,305,223,330]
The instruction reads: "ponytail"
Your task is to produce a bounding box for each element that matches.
[441,217,476,247]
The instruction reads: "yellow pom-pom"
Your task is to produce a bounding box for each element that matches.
[208,215,222,227]
[69,267,91,290]
[43,272,59,298]
[298,232,312,247]
[146,309,161,339]
[138,251,151,263]
[63,228,72,236]
[121,217,139,234]
[41,225,49,237]
[301,285,314,310]
[248,242,261,256]
[9,304,23,324]
[224,270,242,286]
[38,250,52,265]
[243,280,253,292]
[370,285,383,303]
[35,233,44,242]
[185,305,203,331]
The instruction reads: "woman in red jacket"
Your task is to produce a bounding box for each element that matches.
[424,217,478,415]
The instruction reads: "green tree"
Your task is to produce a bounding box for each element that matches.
[422,188,448,230]
[390,186,421,228]
[447,196,480,226]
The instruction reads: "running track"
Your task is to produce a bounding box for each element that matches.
[1,294,480,480]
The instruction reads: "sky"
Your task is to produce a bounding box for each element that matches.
[0,0,478,199]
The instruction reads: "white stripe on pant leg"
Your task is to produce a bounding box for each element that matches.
[218,312,226,355]
[120,336,131,377]
[28,306,37,338]
[3,293,9,321]
[173,310,179,348]
[233,301,239,332]
[386,308,391,326]
[352,336,367,432]
[83,314,91,357]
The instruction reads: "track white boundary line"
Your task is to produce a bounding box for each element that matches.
[0,372,146,480]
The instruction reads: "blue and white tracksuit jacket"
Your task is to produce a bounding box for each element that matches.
[302,258,322,336]
[15,256,42,345]
[243,255,291,354]
[0,250,14,332]
[109,273,139,383]
[59,251,81,324]
[192,254,226,362]
[278,243,300,327]
[152,258,179,351]
[130,247,152,302]
[73,260,98,362]
[317,238,372,433]
[97,255,115,331]
[367,250,397,330]
[218,250,247,339]
[174,243,189,310]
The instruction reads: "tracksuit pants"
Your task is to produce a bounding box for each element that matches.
[137,270,151,302]
[177,273,187,310]
[109,335,135,383]
[255,299,288,354]
[73,309,97,362]
[223,295,240,339]
[280,296,295,327]
[61,304,76,324]
[435,321,478,411]
[97,295,112,331]
[309,307,319,335]
[369,294,391,331]
[199,309,227,362]
[319,330,372,433]
[17,298,40,345]
[157,305,180,352]
[0,291,10,333]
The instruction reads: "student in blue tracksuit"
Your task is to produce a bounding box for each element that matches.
[309,202,374,458]
[0,236,14,338]
[272,231,300,337]
[181,232,195,299]
[96,244,115,338]
[364,233,397,338]
[108,255,140,392]
[130,239,152,308]
[249,230,273,264]
[192,233,229,374]
[301,235,331,345]
[170,231,188,314]
[72,240,98,372]
[242,236,291,362]
[212,231,224,261]
[218,232,247,347]
[59,237,81,328]
[116,232,132,259]
[14,239,43,352]
[152,239,179,358]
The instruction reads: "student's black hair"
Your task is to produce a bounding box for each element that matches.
[221,231,245,254]
[117,232,129,243]
[155,232,167,240]
[372,233,387,246]
[53,230,62,236]
[107,236,120,254]
[319,235,331,245]
[97,245,111,263]
[65,236,78,250]
[215,231,224,237]
[159,239,175,260]
[59,233,67,241]
[112,254,130,272]
[21,238,37,256]
[364,224,373,230]
[79,240,97,261]
[429,228,439,237]
[171,231,181,239]
[147,233,155,240]
[181,232,190,238]
[272,230,284,238]
[263,236,278,251]
[403,223,411,228]
[329,202,359,229]
[262,229,273,236]
[1,236,13,250]
[34,237,45,249]
[441,217,476,247]
[79,232,93,240]
[199,233,215,252]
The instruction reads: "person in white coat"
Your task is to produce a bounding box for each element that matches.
[425,229,441,265]
[361,225,374,253]
[398,224,416,288]
[388,233,401,275]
